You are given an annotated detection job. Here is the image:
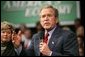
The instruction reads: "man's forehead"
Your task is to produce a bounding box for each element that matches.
[41,8,54,12]
[40,8,54,15]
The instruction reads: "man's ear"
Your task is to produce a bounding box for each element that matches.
[56,18,59,24]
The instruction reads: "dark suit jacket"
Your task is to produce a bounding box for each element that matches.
[26,26,79,56]
[1,41,26,56]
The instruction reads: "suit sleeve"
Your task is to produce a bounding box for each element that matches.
[51,31,79,56]
[25,34,36,56]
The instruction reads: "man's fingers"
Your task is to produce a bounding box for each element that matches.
[39,42,43,47]
[18,30,22,36]
[12,31,15,42]
[39,42,44,52]
[40,42,43,45]
[12,31,19,43]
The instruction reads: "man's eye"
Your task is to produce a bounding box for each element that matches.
[42,15,45,18]
[48,14,52,17]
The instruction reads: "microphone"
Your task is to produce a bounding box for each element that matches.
[40,31,44,39]
[39,31,44,55]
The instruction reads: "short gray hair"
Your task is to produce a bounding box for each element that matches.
[40,5,59,18]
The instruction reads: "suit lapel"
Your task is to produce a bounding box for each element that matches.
[35,31,45,56]
[48,26,62,50]
[34,35,40,56]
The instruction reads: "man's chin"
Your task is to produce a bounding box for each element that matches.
[44,27,49,30]
[44,27,51,30]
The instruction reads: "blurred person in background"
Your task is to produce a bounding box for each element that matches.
[74,18,84,56]
[18,24,33,49]
[62,26,71,31]
[19,24,27,36]
[1,21,26,56]
[23,28,32,49]
[18,24,28,43]
[36,21,44,33]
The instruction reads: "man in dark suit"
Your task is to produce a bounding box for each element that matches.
[25,5,79,56]
[13,5,79,56]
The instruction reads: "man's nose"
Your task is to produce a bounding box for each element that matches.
[44,16,49,21]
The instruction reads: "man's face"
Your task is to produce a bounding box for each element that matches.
[1,29,12,43]
[75,21,81,28]
[40,8,57,30]
[24,30,31,39]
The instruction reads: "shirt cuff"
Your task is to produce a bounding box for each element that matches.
[49,51,52,56]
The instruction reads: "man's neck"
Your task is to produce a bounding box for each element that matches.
[45,25,56,32]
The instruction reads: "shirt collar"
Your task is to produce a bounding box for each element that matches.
[45,25,57,36]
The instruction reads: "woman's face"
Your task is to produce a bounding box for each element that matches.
[1,29,12,43]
